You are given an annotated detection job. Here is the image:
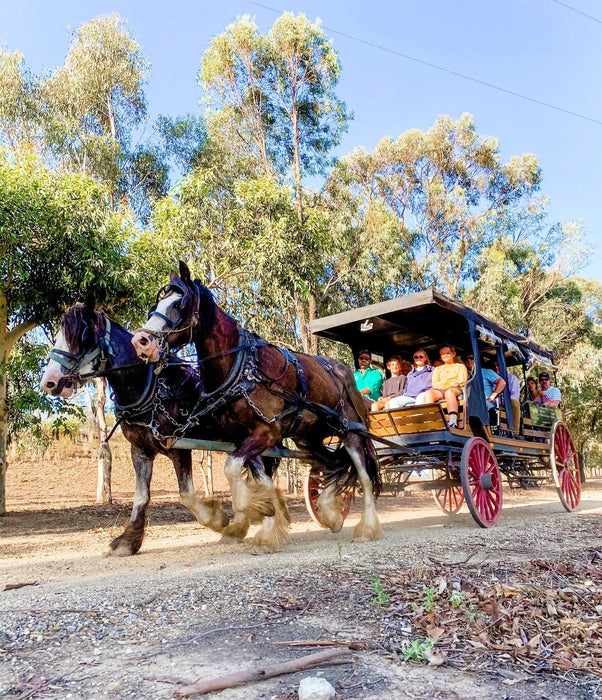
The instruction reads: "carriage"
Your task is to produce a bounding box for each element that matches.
[304,288,581,528]
[43,272,580,556]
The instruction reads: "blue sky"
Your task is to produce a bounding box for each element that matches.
[3,0,601,282]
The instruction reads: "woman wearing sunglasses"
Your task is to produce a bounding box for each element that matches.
[387,349,434,409]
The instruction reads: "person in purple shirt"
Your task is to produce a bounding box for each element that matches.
[388,348,434,408]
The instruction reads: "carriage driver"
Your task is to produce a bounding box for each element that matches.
[353,350,383,406]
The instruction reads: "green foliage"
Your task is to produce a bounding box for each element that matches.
[423,586,436,613]
[6,335,84,449]
[200,13,349,182]
[0,150,133,326]
[401,638,434,662]
[371,573,389,606]
[449,589,464,608]
[332,113,541,297]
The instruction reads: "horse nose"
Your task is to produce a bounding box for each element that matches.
[132,331,160,362]
[44,380,56,390]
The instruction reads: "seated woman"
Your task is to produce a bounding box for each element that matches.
[421,346,468,428]
[371,356,407,411]
[526,376,541,401]
[387,349,434,408]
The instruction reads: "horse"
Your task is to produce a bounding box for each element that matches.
[131,261,383,548]
[40,300,231,556]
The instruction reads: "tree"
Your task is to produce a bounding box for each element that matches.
[199,13,350,352]
[0,49,40,149]
[41,14,150,211]
[558,341,602,474]
[333,113,541,297]
[0,149,132,514]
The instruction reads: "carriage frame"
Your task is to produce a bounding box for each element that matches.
[302,288,581,528]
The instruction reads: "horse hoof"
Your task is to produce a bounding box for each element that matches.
[352,522,382,542]
[250,545,275,555]
[222,523,249,542]
[106,542,134,557]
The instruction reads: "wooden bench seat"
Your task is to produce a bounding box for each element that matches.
[368,400,464,437]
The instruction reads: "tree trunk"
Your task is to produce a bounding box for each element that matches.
[0,289,36,516]
[197,452,210,496]
[294,292,309,354]
[0,290,8,515]
[94,378,112,504]
[0,341,8,517]
[308,293,318,355]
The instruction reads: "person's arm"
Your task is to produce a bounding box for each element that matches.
[543,386,561,407]
[488,377,506,403]
[431,366,444,390]
[367,370,383,397]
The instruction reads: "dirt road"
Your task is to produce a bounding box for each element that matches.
[2,481,602,699]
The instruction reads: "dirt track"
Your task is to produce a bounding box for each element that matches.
[2,468,602,699]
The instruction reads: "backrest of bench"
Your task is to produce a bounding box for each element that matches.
[369,403,456,437]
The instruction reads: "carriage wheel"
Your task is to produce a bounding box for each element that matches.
[549,421,581,512]
[460,438,503,528]
[303,467,352,528]
[432,478,465,514]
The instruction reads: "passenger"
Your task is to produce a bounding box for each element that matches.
[422,346,468,428]
[526,376,541,401]
[388,349,434,409]
[353,349,383,407]
[533,371,561,407]
[495,361,520,431]
[399,359,413,376]
[481,357,506,424]
[372,356,406,411]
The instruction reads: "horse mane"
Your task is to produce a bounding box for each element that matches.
[62,303,107,350]
[193,280,217,333]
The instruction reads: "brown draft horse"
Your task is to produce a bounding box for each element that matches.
[41,301,229,556]
[131,262,382,552]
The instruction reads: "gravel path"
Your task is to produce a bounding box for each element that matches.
[2,483,601,699]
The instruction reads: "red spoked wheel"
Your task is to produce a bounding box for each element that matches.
[432,479,465,515]
[460,438,503,528]
[303,467,352,528]
[550,421,581,512]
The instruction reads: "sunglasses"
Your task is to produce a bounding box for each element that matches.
[359,355,370,360]
[466,356,474,361]
[413,354,425,359]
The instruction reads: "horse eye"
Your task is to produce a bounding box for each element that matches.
[173,300,181,310]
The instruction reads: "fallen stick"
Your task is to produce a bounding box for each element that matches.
[172,647,352,697]
[276,640,369,650]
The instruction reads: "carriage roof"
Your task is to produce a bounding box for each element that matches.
[311,289,554,367]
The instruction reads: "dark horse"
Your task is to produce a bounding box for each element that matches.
[131,262,382,551]
[40,301,230,556]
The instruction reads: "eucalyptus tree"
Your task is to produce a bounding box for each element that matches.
[199,13,350,352]
[0,150,132,514]
[0,49,40,148]
[332,113,541,298]
[41,14,153,212]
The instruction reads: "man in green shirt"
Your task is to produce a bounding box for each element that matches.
[353,350,383,405]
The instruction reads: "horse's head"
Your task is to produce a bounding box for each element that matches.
[132,261,215,362]
[40,299,112,398]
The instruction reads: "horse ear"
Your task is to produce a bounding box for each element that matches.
[179,260,192,281]
[169,270,178,282]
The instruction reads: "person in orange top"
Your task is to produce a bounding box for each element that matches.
[422,345,468,428]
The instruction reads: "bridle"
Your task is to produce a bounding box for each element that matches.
[48,318,113,391]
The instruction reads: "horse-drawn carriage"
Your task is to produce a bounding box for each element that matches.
[42,266,580,555]
[307,288,581,528]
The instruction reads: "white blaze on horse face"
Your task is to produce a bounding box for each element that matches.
[40,330,75,398]
[145,291,184,335]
